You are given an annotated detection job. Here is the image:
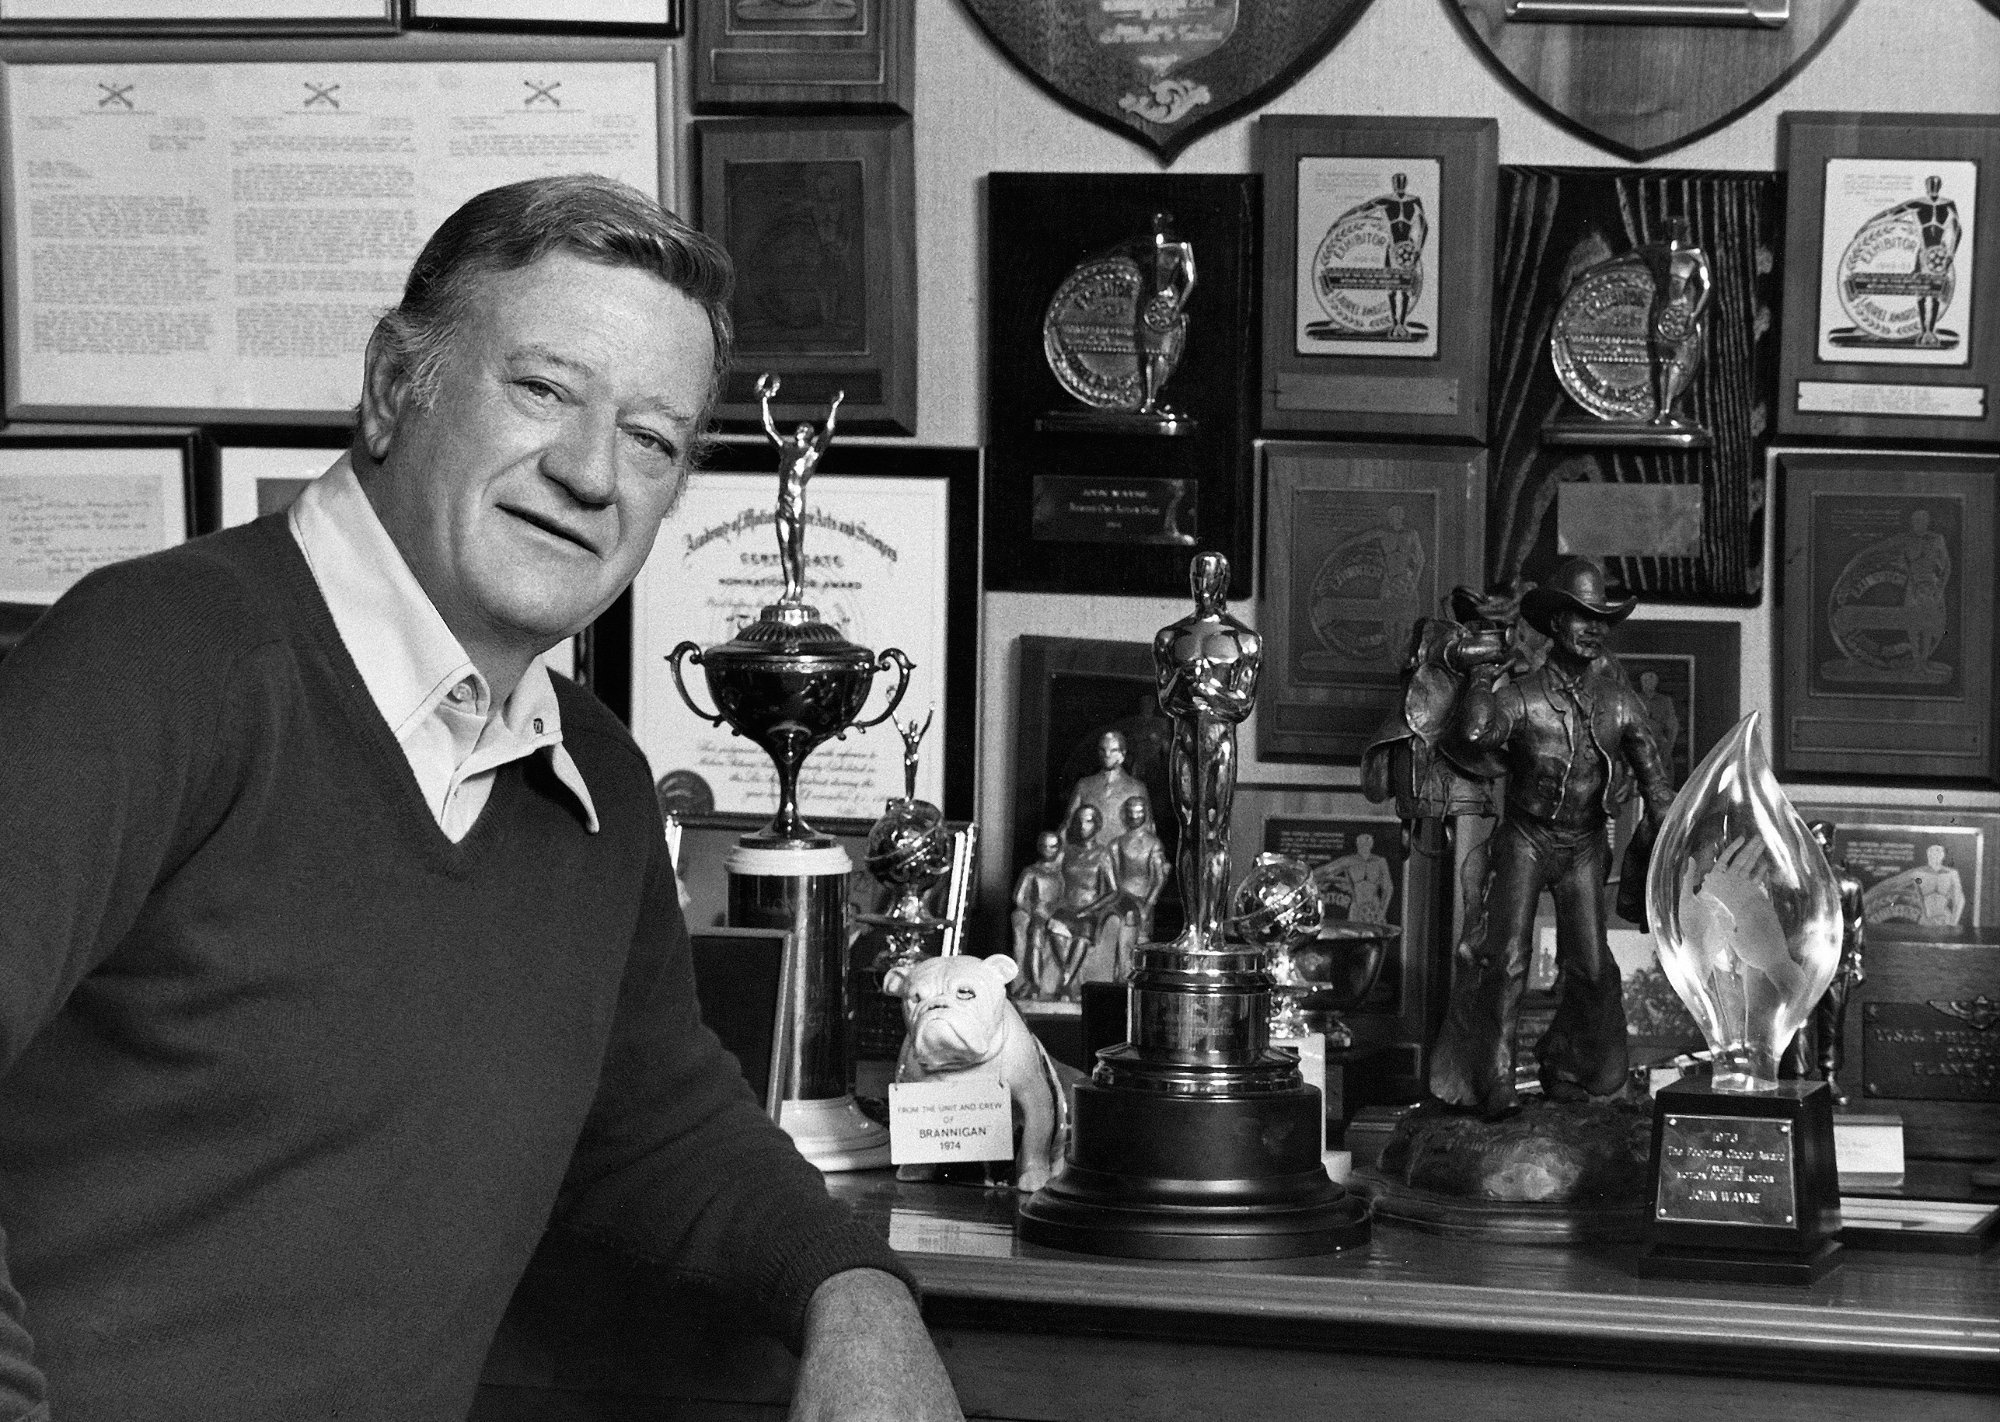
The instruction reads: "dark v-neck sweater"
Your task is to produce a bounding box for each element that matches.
[0,517,903,1420]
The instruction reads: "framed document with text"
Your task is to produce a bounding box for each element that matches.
[1256,116,1497,442]
[1258,441,1485,764]
[1,55,672,424]
[0,430,194,605]
[1776,449,2000,785]
[0,1,397,33]
[403,0,680,35]
[628,444,976,834]
[692,0,911,113]
[696,117,915,435]
[1778,113,1999,444]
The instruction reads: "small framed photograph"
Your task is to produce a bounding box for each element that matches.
[0,431,194,606]
[1778,112,2000,445]
[1787,802,1998,934]
[1256,116,1497,442]
[1775,449,2000,785]
[2,52,674,424]
[1230,783,1444,1098]
[403,0,680,35]
[628,443,975,836]
[691,0,911,113]
[0,1,398,34]
[1613,616,1742,787]
[209,429,349,531]
[1257,441,1486,764]
[696,117,915,435]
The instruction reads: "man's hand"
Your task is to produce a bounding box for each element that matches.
[789,1268,963,1422]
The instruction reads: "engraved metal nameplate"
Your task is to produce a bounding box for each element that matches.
[1864,1001,2000,1103]
[1654,1113,1798,1228]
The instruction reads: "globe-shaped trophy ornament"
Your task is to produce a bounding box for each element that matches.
[1645,712,1843,1092]
[1229,853,1324,1039]
[858,711,953,969]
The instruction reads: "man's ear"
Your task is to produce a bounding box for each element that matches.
[358,323,415,463]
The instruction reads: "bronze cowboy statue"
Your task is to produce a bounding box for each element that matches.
[1390,558,1676,1120]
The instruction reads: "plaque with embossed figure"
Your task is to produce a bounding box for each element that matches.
[1778,113,2000,444]
[985,173,1257,597]
[1296,160,1439,359]
[1777,450,2000,785]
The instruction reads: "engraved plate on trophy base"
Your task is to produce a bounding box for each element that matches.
[1543,412,1712,448]
[1030,475,1200,546]
[1639,1077,1842,1285]
[1036,408,1197,436]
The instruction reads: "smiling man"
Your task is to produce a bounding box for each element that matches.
[0,177,959,1422]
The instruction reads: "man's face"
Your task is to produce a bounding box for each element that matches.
[1073,805,1100,844]
[1036,831,1061,863]
[1550,609,1609,664]
[1928,845,1947,870]
[358,251,714,665]
[1122,796,1147,829]
[1640,671,1659,693]
[1357,834,1373,855]
[1099,732,1125,770]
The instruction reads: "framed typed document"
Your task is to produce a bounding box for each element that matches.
[1257,442,1485,764]
[1776,449,2000,785]
[1,56,672,424]
[1256,116,1497,441]
[696,117,915,435]
[1778,113,1999,444]
[0,1,398,33]
[0,431,194,606]
[402,0,681,35]
[629,444,976,835]
[692,0,911,113]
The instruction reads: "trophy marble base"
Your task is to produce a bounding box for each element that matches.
[1034,408,1197,437]
[778,1096,892,1174]
[1639,1077,1842,1285]
[1016,1076,1369,1259]
[1543,410,1712,449]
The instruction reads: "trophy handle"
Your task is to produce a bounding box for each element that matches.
[847,647,915,734]
[666,641,728,727]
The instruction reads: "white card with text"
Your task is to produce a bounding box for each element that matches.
[888,1079,1012,1165]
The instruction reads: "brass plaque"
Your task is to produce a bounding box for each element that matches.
[1654,1113,1799,1228]
[1864,1001,2000,1103]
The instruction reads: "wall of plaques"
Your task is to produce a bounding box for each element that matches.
[0,0,1995,1142]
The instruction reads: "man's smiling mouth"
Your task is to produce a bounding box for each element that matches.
[504,506,597,554]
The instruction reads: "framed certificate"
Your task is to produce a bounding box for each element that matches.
[1778,112,2000,444]
[1257,441,1486,765]
[403,0,680,35]
[0,430,195,605]
[696,117,915,436]
[1776,449,2000,785]
[0,1,398,33]
[2,54,673,424]
[1256,116,1497,442]
[692,0,911,113]
[628,443,975,834]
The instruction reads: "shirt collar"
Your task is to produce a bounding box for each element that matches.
[288,454,600,833]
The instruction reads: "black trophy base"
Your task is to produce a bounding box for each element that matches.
[1017,1078,1369,1260]
[1034,407,1197,437]
[1642,1077,1843,1286]
[1352,1168,1649,1244]
[1543,409,1712,449]
[1637,1238,1842,1286]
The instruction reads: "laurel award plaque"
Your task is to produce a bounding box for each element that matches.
[1038,213,1197,437]
[1546,220,1713,448]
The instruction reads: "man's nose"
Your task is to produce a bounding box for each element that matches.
[541,413,619,505]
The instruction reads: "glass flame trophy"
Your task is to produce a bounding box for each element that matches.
[1641,712,1845,1283]
[1018,553,1370,1257]
[666,376,913,1172]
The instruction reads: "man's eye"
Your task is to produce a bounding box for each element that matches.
[625,426,678,461]
[955,986,976,1000]
[515,378,560,403]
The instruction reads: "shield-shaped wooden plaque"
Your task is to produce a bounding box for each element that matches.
[1448,0,1862,161]
[958,0,1377,163]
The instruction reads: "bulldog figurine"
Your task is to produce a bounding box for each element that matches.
[883,954,1069,1192]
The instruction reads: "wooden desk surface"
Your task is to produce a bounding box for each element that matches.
[826,1172,2000,1393]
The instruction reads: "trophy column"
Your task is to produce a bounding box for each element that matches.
[1018,554,1370,1258]
[727,843,890,1171]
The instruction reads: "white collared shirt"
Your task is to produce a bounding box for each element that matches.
[288,455,600,843]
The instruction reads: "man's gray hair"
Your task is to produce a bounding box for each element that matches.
[376,174,734,441]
